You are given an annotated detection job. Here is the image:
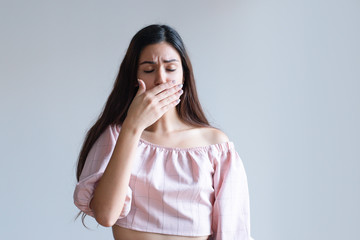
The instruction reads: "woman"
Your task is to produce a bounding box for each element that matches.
[74,24,254,240]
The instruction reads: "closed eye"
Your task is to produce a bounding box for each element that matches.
[143,69,176,73]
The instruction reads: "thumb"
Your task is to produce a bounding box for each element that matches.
[136,79,146,96]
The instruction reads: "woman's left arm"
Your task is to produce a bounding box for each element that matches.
[212,144,255,240]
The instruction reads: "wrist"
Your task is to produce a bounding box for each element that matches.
[122,119,144,136]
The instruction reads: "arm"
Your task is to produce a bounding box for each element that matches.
[88,79,183,227]
[89,124,142,227]
[212,144,254,240]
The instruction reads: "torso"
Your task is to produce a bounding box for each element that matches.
[112,225,211,240]
[112,124,227,240]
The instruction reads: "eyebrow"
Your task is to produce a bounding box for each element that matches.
[139,59,179,65]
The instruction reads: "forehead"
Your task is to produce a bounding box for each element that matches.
[139,42,181,61]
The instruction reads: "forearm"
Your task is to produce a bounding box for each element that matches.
[90,122,143,227]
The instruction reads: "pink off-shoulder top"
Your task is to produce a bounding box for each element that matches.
[73,124,254,240]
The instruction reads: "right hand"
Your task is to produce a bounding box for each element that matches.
[123,79,183,132]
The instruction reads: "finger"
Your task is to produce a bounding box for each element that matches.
[135,79,146,97]
[160,98,181,113]
[158,88,183,108]
[148,80,177,96]
[156,84,183,101]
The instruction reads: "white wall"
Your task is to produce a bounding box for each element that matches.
[1,0,359,239]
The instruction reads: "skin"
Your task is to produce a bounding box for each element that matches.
[90,42,229,240]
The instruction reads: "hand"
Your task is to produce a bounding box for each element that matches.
[123,79,183,132]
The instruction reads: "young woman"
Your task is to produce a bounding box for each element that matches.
[74,24,254,240]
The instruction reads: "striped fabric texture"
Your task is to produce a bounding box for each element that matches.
[74,124,254,240]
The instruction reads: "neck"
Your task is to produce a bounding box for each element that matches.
[145,108,186,134]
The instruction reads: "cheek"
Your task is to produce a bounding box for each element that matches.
[136,70,144,79]
[173,69,183,79]
[137,75,155,89]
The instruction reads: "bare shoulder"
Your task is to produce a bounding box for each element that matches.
[197,127,230,145]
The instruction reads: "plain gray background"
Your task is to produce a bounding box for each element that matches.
[1,0,359,239]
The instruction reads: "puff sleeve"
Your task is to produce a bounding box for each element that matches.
[73,125,132,219]
[211,143,254,240]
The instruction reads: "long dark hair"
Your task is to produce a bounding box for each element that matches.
[76,24,210,183]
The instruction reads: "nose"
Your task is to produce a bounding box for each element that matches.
[154,68,167,86]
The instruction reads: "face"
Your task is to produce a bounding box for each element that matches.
[137,42,183,90]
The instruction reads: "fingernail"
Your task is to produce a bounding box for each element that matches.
[178,84,183,88]
[177,99,181,104]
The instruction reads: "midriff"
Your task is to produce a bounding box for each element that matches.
[112,225,211,240]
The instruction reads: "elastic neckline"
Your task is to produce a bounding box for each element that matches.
[114,124,234,152]
[138,137,234,152]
